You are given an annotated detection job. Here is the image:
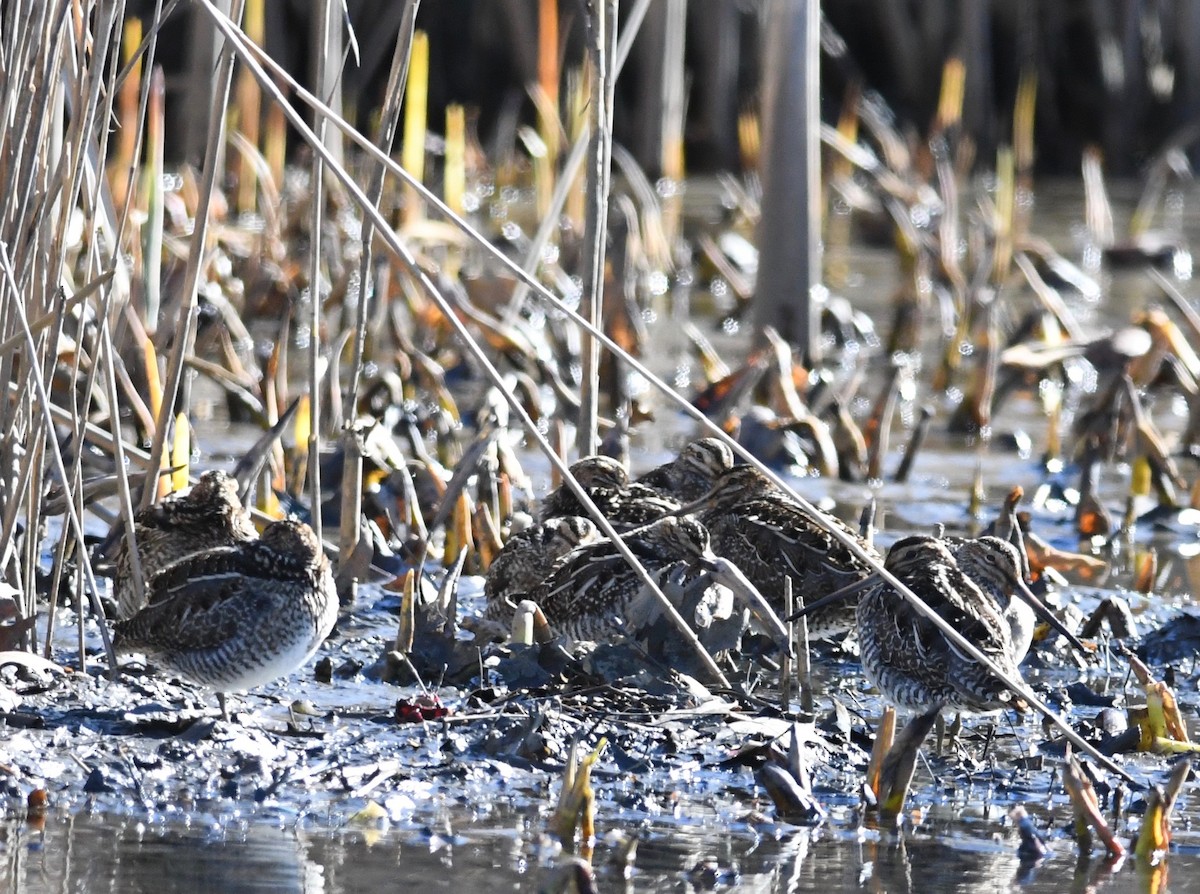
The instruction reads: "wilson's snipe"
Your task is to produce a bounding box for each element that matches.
[114,518,337,719]
[482,515,599,623]
[531,515,783,646]
[943,535,1037,663]
[634,437,735,501]
[943,534,1085,664]
[113,470,257,620]
[856,536,1026,714]
[683,465,881,638]
[540,455,679,532]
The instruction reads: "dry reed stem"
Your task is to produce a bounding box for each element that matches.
[139,0,245,510]
[344,0,421,422]
[576,0,617,458]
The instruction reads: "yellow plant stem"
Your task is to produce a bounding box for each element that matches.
[401,31,430,228]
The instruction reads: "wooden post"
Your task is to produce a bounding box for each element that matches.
[754,0,822,363]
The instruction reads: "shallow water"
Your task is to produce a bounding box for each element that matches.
[10,808,1200,892]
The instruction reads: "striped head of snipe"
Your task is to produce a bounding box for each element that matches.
[686,464,780,513]
[547,515,599,550]
[670,438,736,499]
[567,455,631,490]
[248,518,326,576]
[948,536,1030,608]
[142,469,253,534]
[882,535,958,576]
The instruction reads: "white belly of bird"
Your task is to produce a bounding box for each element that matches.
[201,630,323,692]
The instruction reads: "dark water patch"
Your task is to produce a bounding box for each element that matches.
[12,808,1200,892]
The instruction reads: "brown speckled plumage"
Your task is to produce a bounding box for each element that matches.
[689,465,880,638]
[482,516,599,622]
[114,470,257,620]
[635,438,735,501]
[856,536,1024,713]
[540,455,679,532]
[532,516,716,642]
[114,519,337,700]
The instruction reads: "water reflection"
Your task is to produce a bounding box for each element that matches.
[7,812,1200,893]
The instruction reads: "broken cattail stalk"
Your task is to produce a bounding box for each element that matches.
[141,64,167,334]
[439,550,467,636]
[337,424,366,604]
[1123,647,1200,754]
[265,76,287,188]
[864,364,900,481]
[495,471,514,528]
[395,462,429,541]
[1063,752,1125,857]
[1135,758,1191,860]
[757,761,825,823]
[878,708,939,828]
[865,706,896,804]
[795,589,814,716]
[169,413,190,494]
[1024,530,1107,581]
[1134,549,1158,594]
[993,147,1016,282]
[968,460,985,519]
[443,491,474,569]
[934,57,965,134]
[290,393,312,497]
[780,581,793,710]
[400,30,430,228]
[550,738,608,849]
[444,104,466,218]
[111,18,143,209]
[825,84,861,290]
[551,419,568,487]
[394,569,417,654]
[893,404,933,484]
[562,64,590,229]
[1082,146,1115,248]
[1012,68,1037,227]
[143,325,164,436]
[737,109,760,171]
[235,0,265,212]
[511,600,554,646]
[537,0,560,164]
[473,502,503,572]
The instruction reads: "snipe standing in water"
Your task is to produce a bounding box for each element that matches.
[114,518,337,720]
[540,455,680,532]
[113,470,257,620]
[482,515,599,624]
[856,535,1031,714]
[634,437,735,501]
[531,515,785,647]
[681,465,882,639]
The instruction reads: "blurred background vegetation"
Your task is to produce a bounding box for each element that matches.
[134,1,1200,177]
